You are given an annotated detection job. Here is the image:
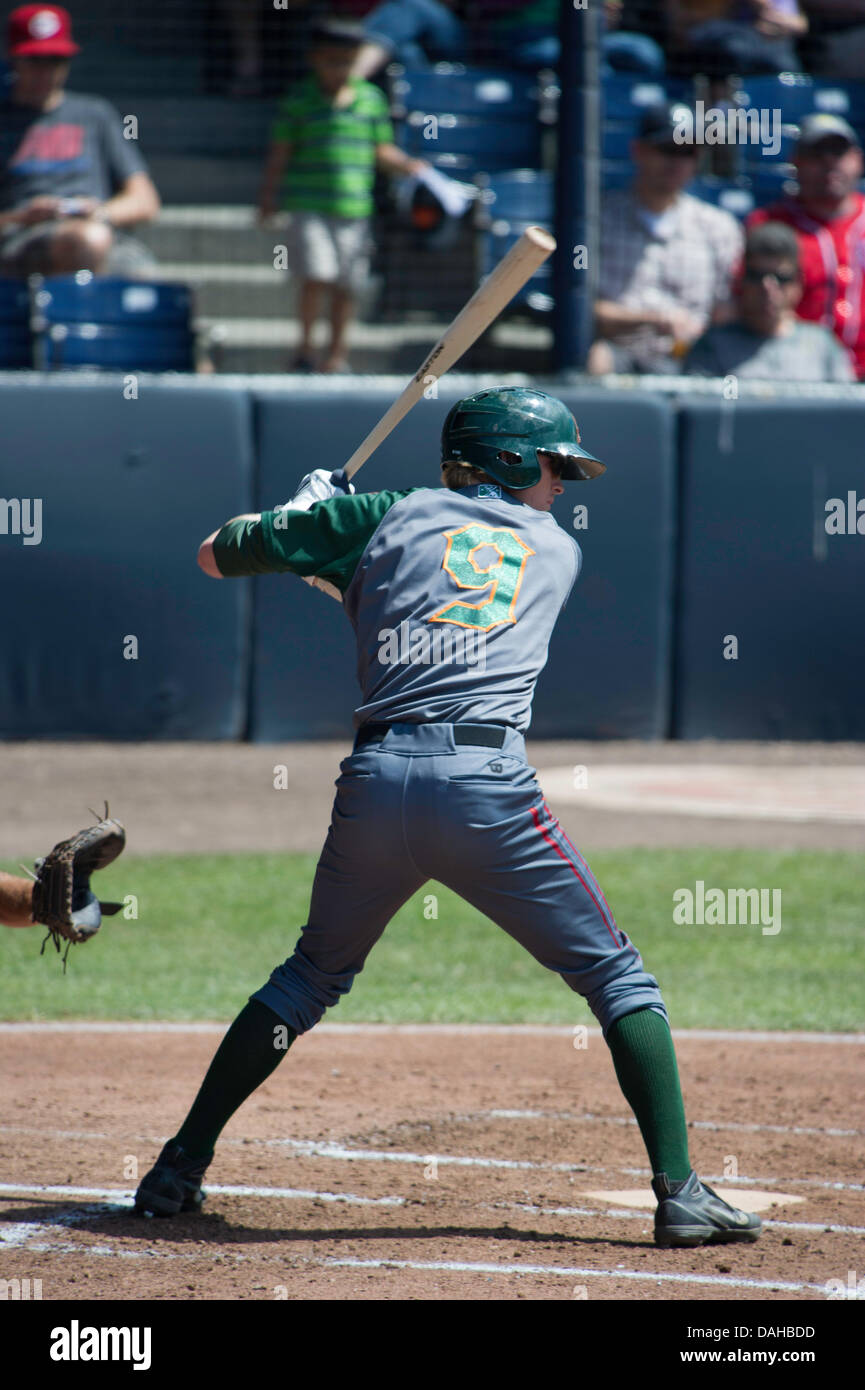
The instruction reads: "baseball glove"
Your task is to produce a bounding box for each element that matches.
[31,805,126,967]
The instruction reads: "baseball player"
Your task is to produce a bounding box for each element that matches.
[135,388,761,1249]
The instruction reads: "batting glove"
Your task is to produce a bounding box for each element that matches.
[275,468,356,515]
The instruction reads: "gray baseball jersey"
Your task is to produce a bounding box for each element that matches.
[213,482,581,732]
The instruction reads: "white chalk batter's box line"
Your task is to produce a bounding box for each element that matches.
[1,1022,863,1044]
[1,1125,862,1195]
[2,1181,863,1240]
[1,1193,860,1297]
[474,1109,864,1139]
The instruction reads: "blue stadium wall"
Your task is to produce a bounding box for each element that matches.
[0,376,862,741]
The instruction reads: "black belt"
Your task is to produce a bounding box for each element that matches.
[355,722,510,749]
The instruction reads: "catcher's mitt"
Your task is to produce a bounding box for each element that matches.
[31,804,126,967]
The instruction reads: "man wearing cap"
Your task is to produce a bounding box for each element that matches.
[589,100,744,375]
[0,5,160,279]
[747,113,865,379]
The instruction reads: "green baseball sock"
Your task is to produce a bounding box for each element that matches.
[173,999,296,1159]
[606,1006,691,1182]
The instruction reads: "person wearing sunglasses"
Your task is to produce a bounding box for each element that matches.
[746,113,865,380]
[590,100,744,375]
[684,219,855,379]
[0,5,160,279]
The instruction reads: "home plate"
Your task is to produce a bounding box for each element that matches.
[582,1188,804,1213]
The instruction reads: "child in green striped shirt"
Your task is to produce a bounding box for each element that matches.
[258,19,427,374]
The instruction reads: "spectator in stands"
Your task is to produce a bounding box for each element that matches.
[353,0,467,79]
[258,18,427,373]
[801,1,865,79]
[747,114,865,379]
[665,1,808,76]
[684,221,856,378]
[589,101,744,375]
[603,2,667,75]
[0,5,160,279]
[354,1,667,78]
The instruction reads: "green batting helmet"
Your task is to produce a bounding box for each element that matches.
[441,387,606,490]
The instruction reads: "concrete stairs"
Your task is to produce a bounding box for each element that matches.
[137,207,552,375]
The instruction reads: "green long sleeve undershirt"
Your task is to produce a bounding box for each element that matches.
[212,489,420,594]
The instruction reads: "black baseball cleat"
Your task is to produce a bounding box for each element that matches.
[134,1141,214,1217]
[653,1170,763,1248]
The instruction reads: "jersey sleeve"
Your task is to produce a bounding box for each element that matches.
[212,488,421,592]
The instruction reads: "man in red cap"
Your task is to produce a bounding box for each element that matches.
[747,113,865,379]
[0,5,161,278]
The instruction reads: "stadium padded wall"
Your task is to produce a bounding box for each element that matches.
[0,379,252,739]
[2,377,863,741]
[674,399,865,741]
[249,388,676,740]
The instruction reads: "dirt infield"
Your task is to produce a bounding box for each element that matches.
[1,739,864,858]
[1,1024,862,1301]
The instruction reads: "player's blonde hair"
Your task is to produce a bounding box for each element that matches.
[440,459,497,490]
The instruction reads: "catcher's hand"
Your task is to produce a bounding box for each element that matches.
[31,805,126,965]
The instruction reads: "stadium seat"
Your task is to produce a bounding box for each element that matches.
[732,74,865,136]
[390,64,540,120]
[0,278,32,369]
[37,322,195,372]
[32,273,192,326]
[401,111,541,174]
[688,177,755,219]
[748,165,798,207]
[601,160,634,191]
[391,62,543,176]
[31,273,195,371]
[601,74,694,123]
[602,124,637,162]
[475,169,553,226]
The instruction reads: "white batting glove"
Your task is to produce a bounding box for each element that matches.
[275,467,356,515]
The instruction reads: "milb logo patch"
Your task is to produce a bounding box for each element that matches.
[477,484,501,499]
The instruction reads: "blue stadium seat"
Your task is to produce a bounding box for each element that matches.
[475,169,552,226]
[400,111,541,173]
[601,160,633,191]
[602,124,637,161]
[31,273,195,371]
[733,74,865,132]
[688,177,755,219]
[38,323,194,372]
[738,123,799,168]
[390,62,543,176]
[390,64,539,120]
[601,74,694,124]
[0,277,32,369]
[749,165,798,207]
[32,273,191,326]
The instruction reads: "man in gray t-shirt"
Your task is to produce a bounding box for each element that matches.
[684,220,856,383]
[0,4,160,278]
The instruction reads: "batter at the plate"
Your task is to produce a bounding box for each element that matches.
[135,386,761,1249]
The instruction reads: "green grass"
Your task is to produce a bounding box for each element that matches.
[1,850,862,1029]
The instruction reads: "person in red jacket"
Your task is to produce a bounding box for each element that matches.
[747,112,865,378]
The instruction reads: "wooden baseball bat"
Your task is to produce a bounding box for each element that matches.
[342,225,556,480]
